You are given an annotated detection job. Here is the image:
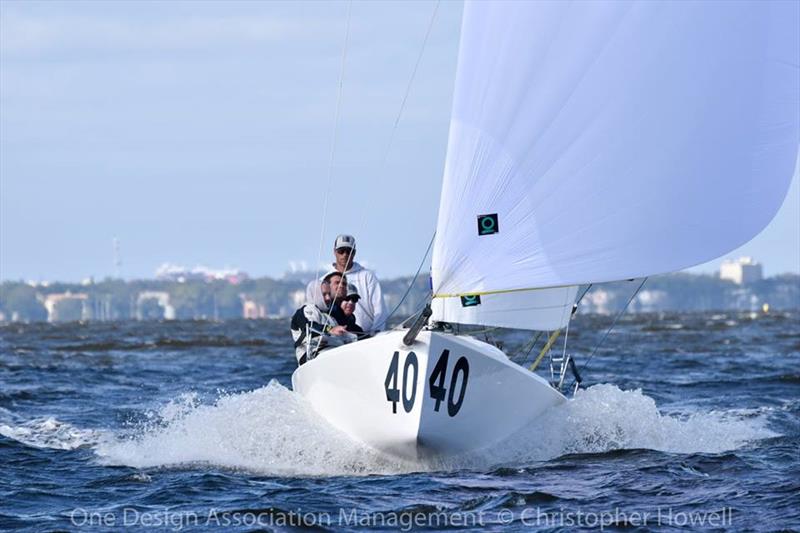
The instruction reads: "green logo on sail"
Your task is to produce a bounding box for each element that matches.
[460,295,481,307]
[477,214,498,235]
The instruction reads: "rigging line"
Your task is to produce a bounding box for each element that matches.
[529,329,562,372]
[559,282,573,359]
[311,1,352,356]
[578,277,648,377]
[576,283,593,307]
[331,1,439,335]
[514,331,544,361]
[313,0,352,291]
[399,290,434,329]
[513,283,592,362]
[435,284,576,299]
[325,230,426,333]
[559,282,592,363]
[561,304,571,360]
[356,0,441,232]
[556,304,572,388]
[384,231,436,327]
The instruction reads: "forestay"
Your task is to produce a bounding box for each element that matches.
[431,0,800,310]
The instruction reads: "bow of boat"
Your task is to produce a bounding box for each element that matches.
[291,330,566,459]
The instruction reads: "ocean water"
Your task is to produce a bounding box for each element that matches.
[1,312,798,532]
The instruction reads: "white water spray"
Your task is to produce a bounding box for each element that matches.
[2,382,777,476]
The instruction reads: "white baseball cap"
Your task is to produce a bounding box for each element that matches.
[334,234,356,250]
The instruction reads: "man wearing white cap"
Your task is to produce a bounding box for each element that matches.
[328,234,386,332]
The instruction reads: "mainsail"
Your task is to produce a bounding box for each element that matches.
[431,0,799,330]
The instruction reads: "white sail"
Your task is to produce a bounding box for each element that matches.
[430,285,577,331]
[431,0,799,303]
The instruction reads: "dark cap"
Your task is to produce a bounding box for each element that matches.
[345,283,360,302]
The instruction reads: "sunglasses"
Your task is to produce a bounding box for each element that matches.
[335,248,354,255]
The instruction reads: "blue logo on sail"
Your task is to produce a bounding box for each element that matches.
[460,295,481,307]
[477,214,498,235]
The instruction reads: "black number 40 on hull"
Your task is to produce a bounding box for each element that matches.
[384,349,470,417]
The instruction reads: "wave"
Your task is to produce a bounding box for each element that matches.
[0,416,102,451]
[491,384,777,466]
[1,382,777,477]
[53,337,277,352]
[94,381,418,476]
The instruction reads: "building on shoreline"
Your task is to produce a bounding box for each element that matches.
[1,271,798,324]
[719,257,763,285]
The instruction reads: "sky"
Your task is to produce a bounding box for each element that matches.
[1,0,798,282]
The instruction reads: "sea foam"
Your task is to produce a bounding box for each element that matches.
[96,381,776,475]
[0,416,102,451]
[492,384,776,466]
[3,381,776,476]
[94,380,417,476]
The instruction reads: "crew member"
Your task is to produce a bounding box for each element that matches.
[339,283,365,336]
[329,234,386,332]
[290,280,351,365]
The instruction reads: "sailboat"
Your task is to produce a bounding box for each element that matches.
[293,1,799,459]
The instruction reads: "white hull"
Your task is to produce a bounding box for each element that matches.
[291,330,566,459]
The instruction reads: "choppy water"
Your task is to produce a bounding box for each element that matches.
[1,312,798,531]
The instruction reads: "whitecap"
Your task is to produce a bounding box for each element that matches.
[95,381,777,476]
[95,380,420,476]
[0,416,102,451]
[490,384,778,466]
[3,382,776,476]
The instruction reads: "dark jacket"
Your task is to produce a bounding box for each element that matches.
[290,304,340,365]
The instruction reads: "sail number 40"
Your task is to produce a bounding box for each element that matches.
[384,349,470,417]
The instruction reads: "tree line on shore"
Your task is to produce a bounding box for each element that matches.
[0,273,797,323]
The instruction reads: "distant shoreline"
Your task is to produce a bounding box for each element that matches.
[1,272,798,323]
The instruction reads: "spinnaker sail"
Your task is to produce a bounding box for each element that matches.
[431,0,799,317]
